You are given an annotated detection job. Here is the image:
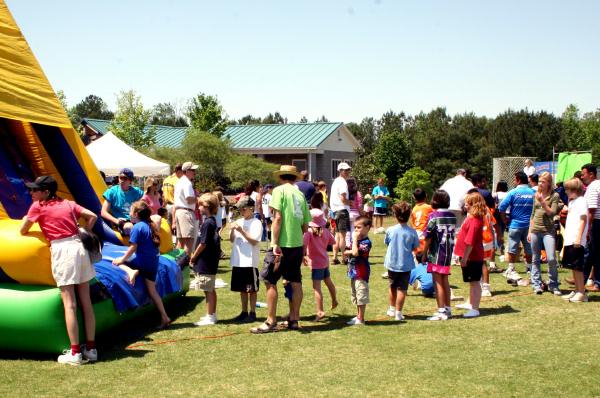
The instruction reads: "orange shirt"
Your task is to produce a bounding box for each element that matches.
[410,202,433,253]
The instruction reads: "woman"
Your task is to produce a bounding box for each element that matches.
[527,172,561,295]
[20,176,98,365]
[142,177,161,215]
[244,179,263,221]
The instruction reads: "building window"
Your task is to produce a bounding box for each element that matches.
[331,159,342,179]
[292,159,307,173]
[343,159,354,168]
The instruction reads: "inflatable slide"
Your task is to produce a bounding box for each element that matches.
[0,1,187,354]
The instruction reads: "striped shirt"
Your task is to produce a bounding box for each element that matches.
[584,179,600,220]
[423,209,456,266]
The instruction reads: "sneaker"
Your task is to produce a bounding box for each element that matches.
[346,317,364,326]
[57,350,83,366]
[534,287,543,295]
[517,279,530,287]
[463,309,480,318]
[508,270,522,281]
[427,309,449,321]
[381,271,389,279]
[481,283,492,297]
[550,288,562,296]
[502,267,514,278]
[386,306,396,317]
[569,292,589,303]
[194,314,217,326]
[562,291,576,300]
[456,303,473,310]
[395,311,404,321]
[499,255,505,263]
[586,279,594,287]
[82,347,97,362]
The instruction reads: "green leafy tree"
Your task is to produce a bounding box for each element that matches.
[299,116,308,123]
[151,102,188,127]
[224,154,278,191]
[581,109,600,162]
[186,93,227,137]
[109,90,155,149]
[262,112,287,124]
[55,90,79,128]
[71,94,114,124]
[394,167,433,205]
[236,114,262,125]
[180,128,232,188]
[314,115,329,122]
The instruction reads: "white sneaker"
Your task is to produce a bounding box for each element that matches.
[395,311,404,321]
[503,267,515,278]
[508,270,522,281]
[463,309,480,318]
[386,306,396,317]
[456,302,472,310]
[427,309,449,321]
[194,314,217,326]
[569,292,589,303]
[82,347,97,362]
[346,317,364,326]
[562,291,576,300]
[482,283,492,297]
[550,288,562,296]
[57,350,83,366]
[381,271,389,279]
[499,255,505,263]
[586,279,594,287]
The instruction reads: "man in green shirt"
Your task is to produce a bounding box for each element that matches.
[252,165,311,333]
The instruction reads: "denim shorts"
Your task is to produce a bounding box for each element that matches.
[311,267,331,281]
[508,228,532,255]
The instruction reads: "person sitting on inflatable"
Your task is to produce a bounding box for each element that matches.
[20,176,99,365]
[101,168,143,236]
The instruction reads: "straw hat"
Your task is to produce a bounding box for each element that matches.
[273,165,302,179]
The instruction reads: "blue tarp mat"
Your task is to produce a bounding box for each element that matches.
[94,243,182,313]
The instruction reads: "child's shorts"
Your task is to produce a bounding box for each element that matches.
[388,270,410,291]
[427,262,451,275]
[562,245,585,271]
[231,267,260,293]
[196,274,216,292]
[461,260,483,282]
[312,267,331,281]
[351,279,369,306]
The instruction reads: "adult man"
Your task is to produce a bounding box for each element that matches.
[330,162,351,264]
[498,171,535,281]
[162,163,183,226]
[295,170,316,203]
[470,173,495,209]
[101,168,143,236]
[252,165,310,333]
[439,169,474,230]
[581,163,600,292]
[173,161,198,256]
[529,173,539,191]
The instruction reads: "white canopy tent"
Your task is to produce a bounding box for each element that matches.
[86,132,170,176]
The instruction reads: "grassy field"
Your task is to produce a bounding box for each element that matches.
[1,217,599,397]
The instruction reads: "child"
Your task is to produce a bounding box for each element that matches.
[345,216,372,325]
[261,184,273,241]
[410,188,433,258]
[422,190,456,321]
[113,200,171,329]
[384,202,420,321]
[229,197,263,323]
[303,208,338,321]
[190,193,221,325]
[454,192,486,318]
[561,178,589,302]
[363,193,374,219]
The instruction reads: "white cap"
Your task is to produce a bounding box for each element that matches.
[337,162,351,171]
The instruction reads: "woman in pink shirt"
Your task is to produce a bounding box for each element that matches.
[20,176,99,365]
[142,177,161,215]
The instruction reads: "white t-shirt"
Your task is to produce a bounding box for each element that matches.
[523,165,536,177]
[564,196,589,246]
[230,217,263,268]
[174,175,195,210]
[262,193,272,218]
[439,175,474,211]
[330,176,349,212]
[584,179,600,220]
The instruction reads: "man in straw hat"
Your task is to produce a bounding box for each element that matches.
[251,165,311,333]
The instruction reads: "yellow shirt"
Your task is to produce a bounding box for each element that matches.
[319,189,329,207]
[162,174,179,205]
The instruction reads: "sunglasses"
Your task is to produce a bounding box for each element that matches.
[119,175,129,180]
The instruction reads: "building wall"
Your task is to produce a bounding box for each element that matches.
[319,150,356,182]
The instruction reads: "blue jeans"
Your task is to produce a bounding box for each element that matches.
[530,231,558,290]
[508,228,532,256]
[584,219,600,287]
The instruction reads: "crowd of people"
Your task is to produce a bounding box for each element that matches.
[19,158,600,364]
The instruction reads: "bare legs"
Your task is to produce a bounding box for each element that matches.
[60,283,95,347]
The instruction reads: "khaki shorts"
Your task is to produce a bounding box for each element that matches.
[351,279,369,306]
[196,274,216,292]
[50,236,96,287]
[175,208,196,238]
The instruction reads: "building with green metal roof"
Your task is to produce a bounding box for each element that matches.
[81,118,360,181]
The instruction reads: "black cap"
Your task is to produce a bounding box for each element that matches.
[26,176,58,193]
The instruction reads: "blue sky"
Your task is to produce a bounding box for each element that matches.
[5,0,599,123]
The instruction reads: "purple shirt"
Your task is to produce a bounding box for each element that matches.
[423,209,456,266]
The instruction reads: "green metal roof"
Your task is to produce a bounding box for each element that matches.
[82,118,187,148]
[224,123,342,149]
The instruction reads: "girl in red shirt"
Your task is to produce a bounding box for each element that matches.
[454,192,486,318]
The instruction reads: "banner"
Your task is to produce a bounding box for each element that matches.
[556,152,592,183]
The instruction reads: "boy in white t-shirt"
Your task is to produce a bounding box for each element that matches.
[261,184,273,241]
[561,178,589,303]
[229,197,264,322]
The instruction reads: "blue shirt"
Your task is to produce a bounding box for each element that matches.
[498,184,535,229]
[409,263,434,295]
[103,185,143,220]
[129,221,159,270]
[384,223,420,272]
[372,185,389,208]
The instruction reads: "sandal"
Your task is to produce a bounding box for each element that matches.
[250,321,277,334]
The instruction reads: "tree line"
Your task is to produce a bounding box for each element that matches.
[57,90,599,195]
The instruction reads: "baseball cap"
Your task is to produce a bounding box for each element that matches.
[235,196,255,209]
[337,162,351,171]
[26,176,58,192]
[182,161,199,171]
[119,168,134,179]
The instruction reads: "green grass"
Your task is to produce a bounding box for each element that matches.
[2,217,600,397]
